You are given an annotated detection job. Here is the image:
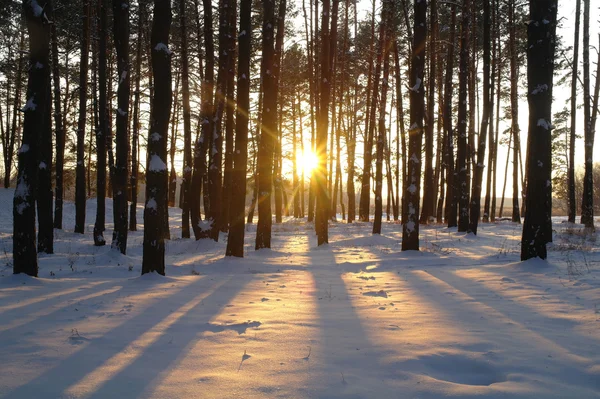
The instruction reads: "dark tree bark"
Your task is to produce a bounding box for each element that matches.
[226,0,251,257]
[94,0,108,246]
[292,96,300,218]
[51,21,64,230]
[580,0,594,229]
[111,0,130,254]
[142,0,172,275]
[509,0,521,223]
[14,0,52,276]
[456,0,471,233]
[468,0,491,235]
[255,0,277,249]
[130,4,143,232]
[37,65,53,254]
[315,0,332,245]
[191,0,214,240]
[521,0,557,260]
[359,0,377,222]
[75,0,90,234]
[373,0,393,235]
[420,0,437,225]
[302,0,316,223]
[568,0,581,224]
[221,0,237,232]
[401,0,426,251]
[443,4,457,227]
[180,0,192,238]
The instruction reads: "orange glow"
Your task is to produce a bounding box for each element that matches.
[296,149,318,176]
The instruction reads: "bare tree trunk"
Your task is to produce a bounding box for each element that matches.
[75,0,90,234]
[509,0,521,223]
[130,4,143,232]
[142,0,172,275]
[401,0,426,250]
[14,0,52,276]
[51,23,65,229]
[521,0,557,260]
[443,4,457,227]
[580,0,594,229]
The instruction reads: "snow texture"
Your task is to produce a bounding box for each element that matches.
[148,155,167,172]
[0,188,598,398]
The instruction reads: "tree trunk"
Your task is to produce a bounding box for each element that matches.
[401,0,425,250]
[142,0,172,275]
[468,0,490,234]
[180,0,192,238]
[315,0,332,246]
[111,0,130,254]
[456,0,471,233]
[255,0,277,249]
[443,4,457,227]
[521,0,557,260]
[37,65,53,254]
[130,4,143,232]
[14,0,52,276]
[51,22,65,229]
[75,0,90,234]
[580,0,594,228]
[5,28,25,189]
[420,0,437,224]
[509,0,521,223]
[191,0,214,240]
[225,0,250,256]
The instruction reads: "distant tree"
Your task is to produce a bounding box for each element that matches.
[568,0,581,223]
[75,0,90,234]
[521,0,557,260]
[142,0,172,275]
[180,0,192,238]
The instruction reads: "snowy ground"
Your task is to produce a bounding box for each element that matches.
[0,189,599,398]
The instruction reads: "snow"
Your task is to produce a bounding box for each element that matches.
[0,188,599,398]
[148,154,167,172]
[22,97,37,112]
[30,0,43,17]
[154,43,172,55]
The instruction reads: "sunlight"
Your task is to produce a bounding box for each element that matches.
[296,149,318,176]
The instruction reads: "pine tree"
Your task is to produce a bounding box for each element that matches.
[142,0,172,275]
[521,0,557,260]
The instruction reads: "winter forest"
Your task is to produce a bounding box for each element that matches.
[1,0,599,398]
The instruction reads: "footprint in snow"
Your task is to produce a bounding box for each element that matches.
[501,277,516,283]
[261,297,270,302]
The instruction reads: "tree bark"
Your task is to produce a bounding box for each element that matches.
[51,22,65,229]
[443,4,457,227]
[130,4,143,232]
[142,0,172,275]
[521,0,557,260]
[580,0,594,228]
[509,0,521,223]
[401,0,425,251]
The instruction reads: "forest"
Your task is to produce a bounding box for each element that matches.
[1,1,600,397]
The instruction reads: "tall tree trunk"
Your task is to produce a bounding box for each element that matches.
[420,0,437,224]
[5,28,25,189]
[37,65,53,253]
[52,22,65,229]
[443,4,457,227]
[14,0,52,276]
[142,0,172,275]
[509,0,521,223]
[255,0,277,249]
[456,0,471,233]
[568,0,581,223]
[111,0,130,254]
[168,70,180,208]
[315,0,332,245]
[292,95,300,218]
[373,0,392,235]
[359,0,377,222]
[226,0,251,257]
[401,0,425,250]
[393,40,408,224]
[130,4,143,232]
[303,0,316,223]
[580,0,594,228]
[468,0,490,234]
[75,0,90,234]
[221,0,237,231]
[191,0,214,240]
[94,0,108,245]
[521,0,557,260]
[180,0,192,238]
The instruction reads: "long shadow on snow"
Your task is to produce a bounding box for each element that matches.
[405,269,600,396]
[3,273,251,399]
[305,235,401,398]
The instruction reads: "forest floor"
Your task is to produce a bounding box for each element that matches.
[0,189,599,398]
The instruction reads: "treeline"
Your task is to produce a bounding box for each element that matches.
[2,0,596,277]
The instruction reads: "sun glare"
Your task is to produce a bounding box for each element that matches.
[296,150,318,176]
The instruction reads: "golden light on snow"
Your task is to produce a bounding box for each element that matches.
[296,149,318,177]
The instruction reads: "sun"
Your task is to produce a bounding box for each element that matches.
[296,150,318,176]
